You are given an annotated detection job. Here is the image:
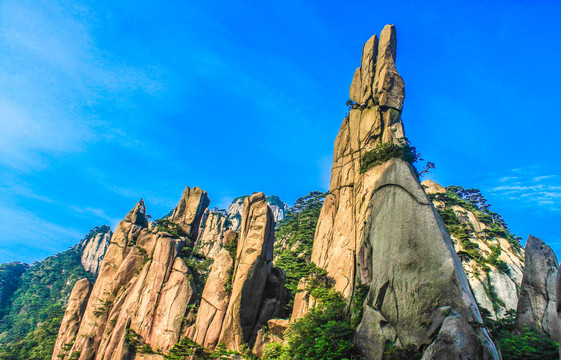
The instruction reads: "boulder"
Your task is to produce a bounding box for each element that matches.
[515,235,560,340]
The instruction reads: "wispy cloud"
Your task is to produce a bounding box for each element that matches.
[484,166,561,212]
[0,0,162,171]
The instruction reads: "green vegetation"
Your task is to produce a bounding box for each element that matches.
[429,186,522,252]
[177,243,214,317]
[266,195,285,208]
[223,238,238,296]
[481,309,558,359]
[273,191,326,312]
[0,245,94,360]
[382,343,422,360]
[163,337,252,359]
[156,218,189,238]
[0,309,64,360]
[430,186,520,274]
[263,266,355,360]
[360,138,420,173]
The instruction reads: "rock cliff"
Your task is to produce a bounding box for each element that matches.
[515,235,560,340]
[422,180,524,319]
[301,25,499,359]
[80,226,112,276]
[52,279,93,360]
[62,188,209,360]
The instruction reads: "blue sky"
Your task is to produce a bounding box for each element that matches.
[1,0,560,264]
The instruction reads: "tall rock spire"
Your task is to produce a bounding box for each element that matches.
[516,235,560,340]
[302,25,499,359]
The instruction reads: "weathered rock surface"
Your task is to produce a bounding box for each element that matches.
[61,187,210,360]
[252,319,288,358]
[302,25,499,359]
[80,226,112,276]
[192,246,234,349]
[196,209,228,259]
[52,278,93,360]
[218,193,275,351]
[422,180,525,319]
[226,195,287,231]
[170,187,210,238]
[516,235,560,340]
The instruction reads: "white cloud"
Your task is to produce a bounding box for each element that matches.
[0,0,162,171]
[485,166,561,212]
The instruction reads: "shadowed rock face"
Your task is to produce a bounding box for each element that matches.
[60,188,210,360]
[52,279,93,360]
[302,25,499,360]
[516,235,560,340]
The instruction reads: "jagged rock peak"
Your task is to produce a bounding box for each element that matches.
[516,235,560,340]
[350,24,404,112]
[124,199,149,227]
[170,186,211,239]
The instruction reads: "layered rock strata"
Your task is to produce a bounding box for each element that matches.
[302,25,499,359]
[63,187,209,360]
[515,235,560,340]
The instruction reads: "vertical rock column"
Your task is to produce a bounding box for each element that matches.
[52,279,93,360]
[300,24,499,360]
[515,235,560,340]
[218,192,275,352]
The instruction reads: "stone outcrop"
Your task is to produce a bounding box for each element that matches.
[218,193,276,351]
[52,279,93,360]
[226,195,287,231]
[196,209,228,259]
[189,193,285,353]
[61,187,210,360]
[422,180,525,319]
[191,241,235,349]
[252,319,288,357]
[301,25,499,359]
[80,226,112,276]
[515,235,560,340]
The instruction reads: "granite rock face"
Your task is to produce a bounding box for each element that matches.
[52,279,93,360]
[80,226,112,276]
[226,195,287,231]
[218,193,276,351]
[302,25,499,359]
[196,209,228,259]
[61,187,209,360]
[516,235,560,340]
[422,180,525,320]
